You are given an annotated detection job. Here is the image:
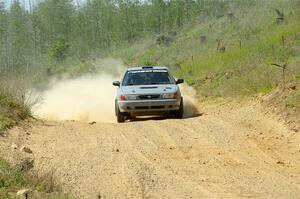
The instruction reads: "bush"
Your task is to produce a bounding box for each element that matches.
[286,89,300,108]
[0,73,34,130]
[0,158,73,198]
[49,38,69,63]
[0,94,30,130]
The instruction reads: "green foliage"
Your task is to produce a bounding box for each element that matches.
[54,60,94,77]
[293,73,300,81]
[286,89,300,108]
[143,59,157,66]
[7,1,31,72]
[0,95,30,130]
[0,0,299,99]
[110,1,300,97]
[0,159,26,198]
[49,39,69,63]
[0,158,73,198]
[0,0,249,75]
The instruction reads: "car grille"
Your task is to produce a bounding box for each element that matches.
[137,94,161,100]
[135,106,165,109]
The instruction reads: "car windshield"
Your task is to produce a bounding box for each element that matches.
[123,69,174,86]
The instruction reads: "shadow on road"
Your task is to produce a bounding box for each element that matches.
[127,99,203,123]
[127,112,203,123]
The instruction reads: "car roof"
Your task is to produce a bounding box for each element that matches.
[127,66,169,71]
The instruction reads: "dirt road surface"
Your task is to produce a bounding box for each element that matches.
[1,99,300,199]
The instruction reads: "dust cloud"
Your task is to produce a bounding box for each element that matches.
[31,61,200,123]
[180,84,200,118]
[31,59,124,123]
[32,74,120,123]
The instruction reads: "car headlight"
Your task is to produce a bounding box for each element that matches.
[161,92,181,99]
[119,94,137,100]
[161,93,175,99]
[125,94,137,100]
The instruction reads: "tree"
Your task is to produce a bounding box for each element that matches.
[0,1,8,73]
[0,0,244,76]
[36,0,74,54]
[8,0,31,72]
[49,38,69,63]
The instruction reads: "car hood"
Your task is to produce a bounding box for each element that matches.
[121,84,178,95]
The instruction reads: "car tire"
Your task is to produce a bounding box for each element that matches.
[115,100,118,116]
[175,97,184,119]
[116,104,125,123]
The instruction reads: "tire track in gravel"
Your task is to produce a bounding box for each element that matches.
[2,100,300,199]
[118,124,218,199]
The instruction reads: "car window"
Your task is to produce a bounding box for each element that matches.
[123,69,174,86]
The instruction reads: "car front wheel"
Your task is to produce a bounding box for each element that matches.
[116,104,125,123]
[175,97,184,119]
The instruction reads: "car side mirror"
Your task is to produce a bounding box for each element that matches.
[113,81,120,87]
[176,79,184,84]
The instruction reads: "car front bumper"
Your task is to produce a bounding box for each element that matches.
[118,98,181,113]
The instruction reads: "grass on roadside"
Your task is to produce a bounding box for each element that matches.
[286,88,300,108]
[0,73,34,131]
[0,158,73,199]
[0,95,30,130]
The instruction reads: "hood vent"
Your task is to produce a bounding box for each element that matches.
[140,86,158,89]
